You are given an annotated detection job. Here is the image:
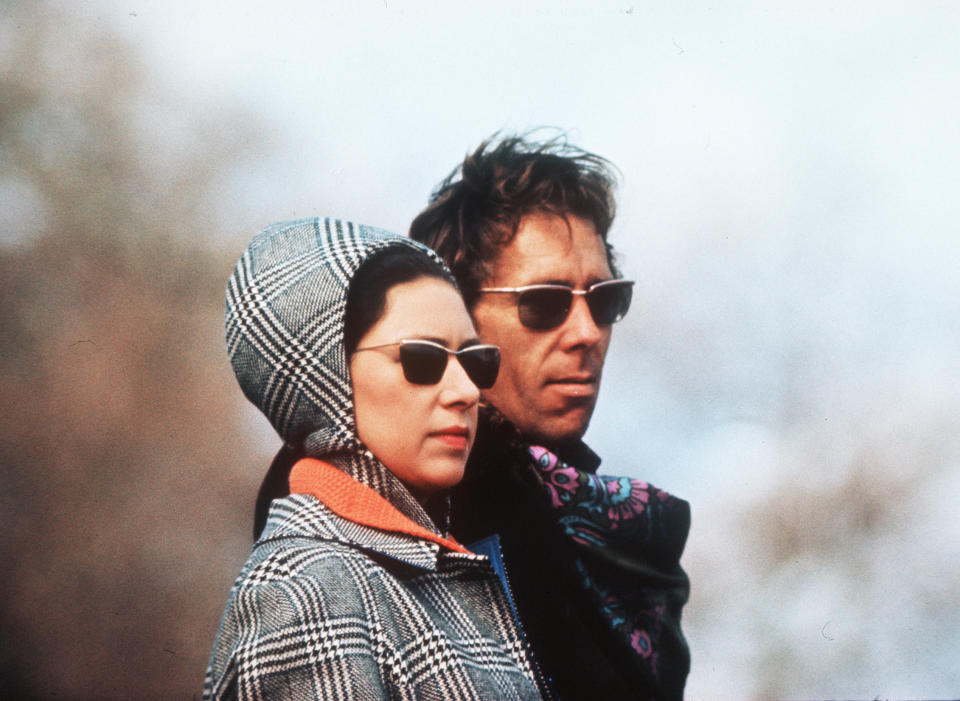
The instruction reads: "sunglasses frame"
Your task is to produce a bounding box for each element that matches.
[352,339,501,389]
[478,279,634,330]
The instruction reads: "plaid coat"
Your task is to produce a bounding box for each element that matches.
[208,218,541,699]
[204,460,541,700]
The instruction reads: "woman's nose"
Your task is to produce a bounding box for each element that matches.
[439,357,481,407]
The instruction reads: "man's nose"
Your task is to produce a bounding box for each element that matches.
[560,295,604,348]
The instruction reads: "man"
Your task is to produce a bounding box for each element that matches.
[409,134,691,700]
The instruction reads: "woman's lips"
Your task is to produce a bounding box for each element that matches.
[429,426,470,450]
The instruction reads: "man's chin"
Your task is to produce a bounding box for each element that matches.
[521,410,592,447]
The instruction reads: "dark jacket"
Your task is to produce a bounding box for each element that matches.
[447,406,691,700]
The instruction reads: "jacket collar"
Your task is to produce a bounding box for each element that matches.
[260,458,471,571]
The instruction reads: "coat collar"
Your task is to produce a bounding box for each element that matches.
[260,458,472,571]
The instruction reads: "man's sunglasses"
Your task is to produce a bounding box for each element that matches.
[352,340,501,389]
[478,279,634,331]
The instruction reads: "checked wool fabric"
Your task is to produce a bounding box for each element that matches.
[208,218,541,699]
[204,492,540,700]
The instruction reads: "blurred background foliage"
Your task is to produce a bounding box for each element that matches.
[0,1,268,696]
[1,1,958,699]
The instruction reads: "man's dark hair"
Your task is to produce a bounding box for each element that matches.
[409,132,620,308]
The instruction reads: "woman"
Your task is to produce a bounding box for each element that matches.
[204,218,542,700]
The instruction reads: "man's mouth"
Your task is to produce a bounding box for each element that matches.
[546,376,599,397]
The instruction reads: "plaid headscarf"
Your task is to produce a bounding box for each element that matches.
[225,217,455,531]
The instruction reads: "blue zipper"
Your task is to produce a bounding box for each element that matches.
[469,534,556,700]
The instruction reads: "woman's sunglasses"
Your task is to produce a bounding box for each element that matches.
[352,340,501,389]
[478,279,634,331]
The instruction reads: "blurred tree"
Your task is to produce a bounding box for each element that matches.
[682,394,960,699]
[1,1,272,697]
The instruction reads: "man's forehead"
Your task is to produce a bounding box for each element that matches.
[484,212,612,286]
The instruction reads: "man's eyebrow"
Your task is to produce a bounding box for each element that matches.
[517,278,574,287]
[457,338,482,351]
[520,278,616,288]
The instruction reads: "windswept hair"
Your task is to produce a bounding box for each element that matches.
[409,132,620,308]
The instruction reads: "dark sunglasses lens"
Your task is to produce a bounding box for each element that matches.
[517,288,572,330]
[587,282,633,325]
[457,347,501,390]
[398,344,448,384]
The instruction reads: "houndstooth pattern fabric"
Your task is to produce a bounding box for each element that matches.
[225,217,452,530]
[204,494,540,700]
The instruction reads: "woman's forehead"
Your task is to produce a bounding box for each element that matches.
[367,277,477,344]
